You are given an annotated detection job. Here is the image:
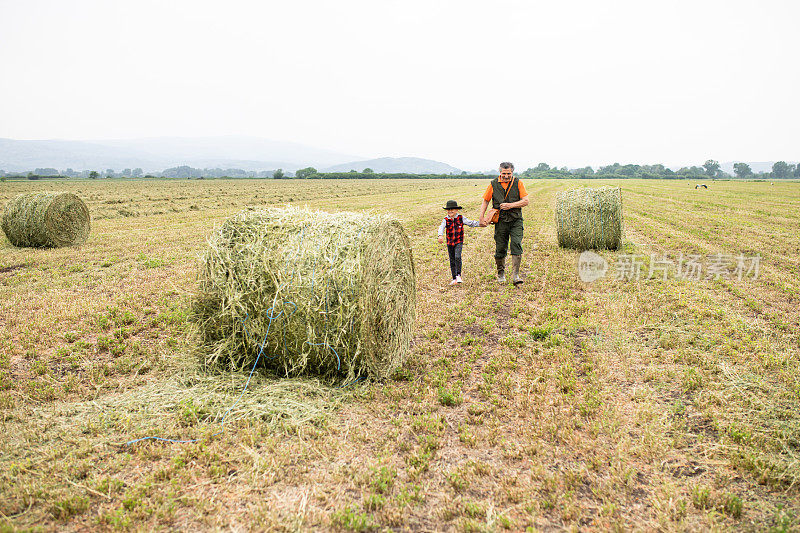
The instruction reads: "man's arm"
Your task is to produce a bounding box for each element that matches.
[499,195,529,210]
[479,199,490,224]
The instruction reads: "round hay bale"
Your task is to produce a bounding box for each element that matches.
[192,206,416,380]
[555,186,623,250]
[2,192,90,248]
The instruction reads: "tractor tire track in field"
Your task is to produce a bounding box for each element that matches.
[623,197,800,273]
[624,209,800,334]
[624,203,800,298]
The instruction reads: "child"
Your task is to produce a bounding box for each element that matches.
[438,200,482,285]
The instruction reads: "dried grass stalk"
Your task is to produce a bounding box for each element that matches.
[192,206,416,380]
[3,369,348,452]
[556,186,623,250]
[2,192,90,248]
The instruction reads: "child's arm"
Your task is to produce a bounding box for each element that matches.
[462,217,482,228]
[437,218,446,243]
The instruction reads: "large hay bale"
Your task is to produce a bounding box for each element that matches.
[192,206,416,380]
[555,186,623,250]
[2,192,90,248]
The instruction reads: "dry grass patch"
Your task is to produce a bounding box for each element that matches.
[1,178,799,530]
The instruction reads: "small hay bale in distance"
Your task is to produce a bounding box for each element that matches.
[2,192,91,248]
[192,206,416,380]
[555,186,623,250]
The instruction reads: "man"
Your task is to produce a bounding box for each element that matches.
[479,162,529,285]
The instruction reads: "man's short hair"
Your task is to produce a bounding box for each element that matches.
[499,162,515,171]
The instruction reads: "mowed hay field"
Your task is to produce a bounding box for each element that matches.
[1,178,799,531]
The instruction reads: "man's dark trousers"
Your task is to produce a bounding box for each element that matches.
[494,218,523,258]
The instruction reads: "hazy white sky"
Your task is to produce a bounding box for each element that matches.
[1,0,798,170]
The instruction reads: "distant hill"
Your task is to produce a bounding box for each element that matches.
[0,138,159,172]
[323,157,461,174]
[0,136,361,173]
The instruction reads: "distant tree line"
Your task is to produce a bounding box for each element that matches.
[518,160,800,180]
[0,167,146,179]
[300,171,496,180]
[158,166,282,179]
[2,160,798,180]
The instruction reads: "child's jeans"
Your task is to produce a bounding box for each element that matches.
[447,243,463,279]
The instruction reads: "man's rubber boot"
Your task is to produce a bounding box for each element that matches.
[495,257,506,283]
[512,255,523,286]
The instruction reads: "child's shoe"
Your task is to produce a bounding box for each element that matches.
[456,275,463,283]
[450,279,458,286]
